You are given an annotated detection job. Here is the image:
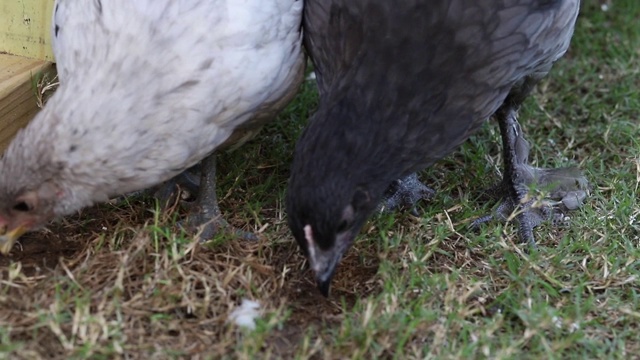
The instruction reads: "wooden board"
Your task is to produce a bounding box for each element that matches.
[0,0,55,61]
[0,53,54,152]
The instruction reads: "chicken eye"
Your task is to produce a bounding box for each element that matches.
[12,201,32,212]
[336,219,349,233]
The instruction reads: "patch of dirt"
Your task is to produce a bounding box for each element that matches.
[0,232,82,276]
[0,198,151,276]
[0,195,385,359]
[255,239,382,357]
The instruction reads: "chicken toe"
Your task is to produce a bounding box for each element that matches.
[379,173,435,215]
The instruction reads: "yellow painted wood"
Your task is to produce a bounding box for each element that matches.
[0,53,54,152]
[0,0,55,61]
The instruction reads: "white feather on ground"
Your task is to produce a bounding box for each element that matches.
[228,299,261,330]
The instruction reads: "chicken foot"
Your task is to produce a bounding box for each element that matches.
[379,173,435,215]
[152,155,256,241]
[471,107,588,246]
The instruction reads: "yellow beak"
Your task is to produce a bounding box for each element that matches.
[0,225,28,255]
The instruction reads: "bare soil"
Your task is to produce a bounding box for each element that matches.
[0,195,384,358]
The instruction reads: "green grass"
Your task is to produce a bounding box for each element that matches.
[1,0,639,358]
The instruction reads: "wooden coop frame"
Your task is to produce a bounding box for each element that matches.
[0,0,56,151]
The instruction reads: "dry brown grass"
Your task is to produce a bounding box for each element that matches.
[0,194,387,358]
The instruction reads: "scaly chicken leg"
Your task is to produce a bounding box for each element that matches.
[179,154,257,241]
[472,87,588,246]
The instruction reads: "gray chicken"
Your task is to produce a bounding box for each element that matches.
[286,0,586,296]
[0,0,305,254]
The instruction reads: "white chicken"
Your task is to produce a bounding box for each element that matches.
[0,0,305,253]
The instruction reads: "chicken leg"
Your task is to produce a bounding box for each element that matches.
[152,155,256,241]
[472,100,588,246]
[179,154,257,241]
[153,168,201,208]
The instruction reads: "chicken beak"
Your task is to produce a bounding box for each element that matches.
[0,225,28,255]
[316,269,336,297]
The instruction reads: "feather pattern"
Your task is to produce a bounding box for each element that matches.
[0,0,304,227]
[286,0,580,292]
